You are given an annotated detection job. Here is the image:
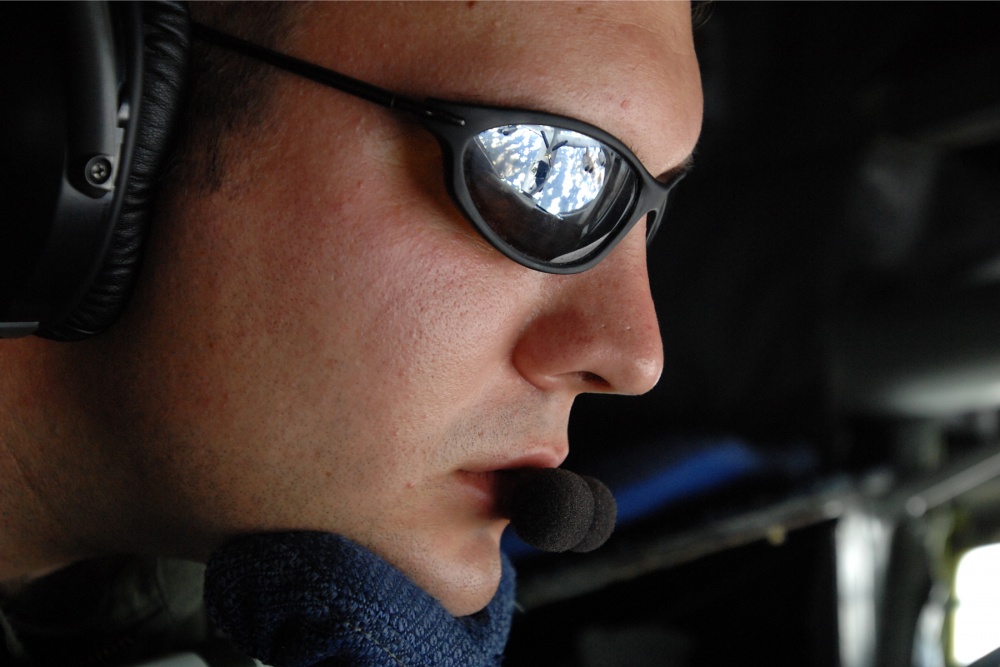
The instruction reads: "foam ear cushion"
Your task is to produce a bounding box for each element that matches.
[41,2,190,341]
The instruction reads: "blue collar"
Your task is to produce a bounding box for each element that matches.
[204,532,516,667]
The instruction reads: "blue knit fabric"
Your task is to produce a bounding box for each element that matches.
[203,532,515,667]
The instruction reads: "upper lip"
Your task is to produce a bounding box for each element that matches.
[460,442,569,474]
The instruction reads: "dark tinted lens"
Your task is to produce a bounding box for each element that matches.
[464,125,639,265]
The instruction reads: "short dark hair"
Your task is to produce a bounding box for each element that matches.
[692,1,714,29]
[167,2,302,194]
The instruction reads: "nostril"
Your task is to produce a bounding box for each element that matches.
[579,371,610,389]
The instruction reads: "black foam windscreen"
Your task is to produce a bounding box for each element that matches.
[571,474,617,553]
[498,468,617,553]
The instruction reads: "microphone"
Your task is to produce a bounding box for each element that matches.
[498,468,617,553]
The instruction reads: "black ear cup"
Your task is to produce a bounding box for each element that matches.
[40,2,191,341]
[0,2,190,341]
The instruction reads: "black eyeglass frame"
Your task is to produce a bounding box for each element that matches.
[192,22,687,274]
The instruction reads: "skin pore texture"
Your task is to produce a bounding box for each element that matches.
[0,2,702,615]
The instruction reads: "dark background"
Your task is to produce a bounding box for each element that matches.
[507,4,1000,666]
[581,1,1000,456]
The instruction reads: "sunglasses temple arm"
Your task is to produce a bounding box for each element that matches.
[191,23,466,128]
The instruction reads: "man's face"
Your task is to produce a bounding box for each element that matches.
[84,2,702,615]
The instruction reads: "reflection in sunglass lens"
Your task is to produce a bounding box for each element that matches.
[464,125,639,265]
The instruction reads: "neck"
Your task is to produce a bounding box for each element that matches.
[0,425,83,584]
[0,341,100,585]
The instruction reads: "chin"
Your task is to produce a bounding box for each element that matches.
[433,553,504,617]
[395,526,506,617]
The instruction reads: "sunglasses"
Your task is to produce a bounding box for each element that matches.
[192,23,688,274]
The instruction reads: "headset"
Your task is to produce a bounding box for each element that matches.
[0,1,190,341]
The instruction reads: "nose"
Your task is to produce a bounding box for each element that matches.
[511,226,664,397]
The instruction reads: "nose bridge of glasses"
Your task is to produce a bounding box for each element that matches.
[642,169,687,244]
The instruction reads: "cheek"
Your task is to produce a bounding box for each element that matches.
[241,157,535,438]
[266,130,518,381]
[315,209,525,403]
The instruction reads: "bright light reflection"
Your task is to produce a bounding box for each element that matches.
[953,543,1000,665]
[475,125,610,215]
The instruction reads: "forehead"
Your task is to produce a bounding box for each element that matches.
[294,2,703,176]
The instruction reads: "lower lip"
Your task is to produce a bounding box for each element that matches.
[455,470,503,518]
